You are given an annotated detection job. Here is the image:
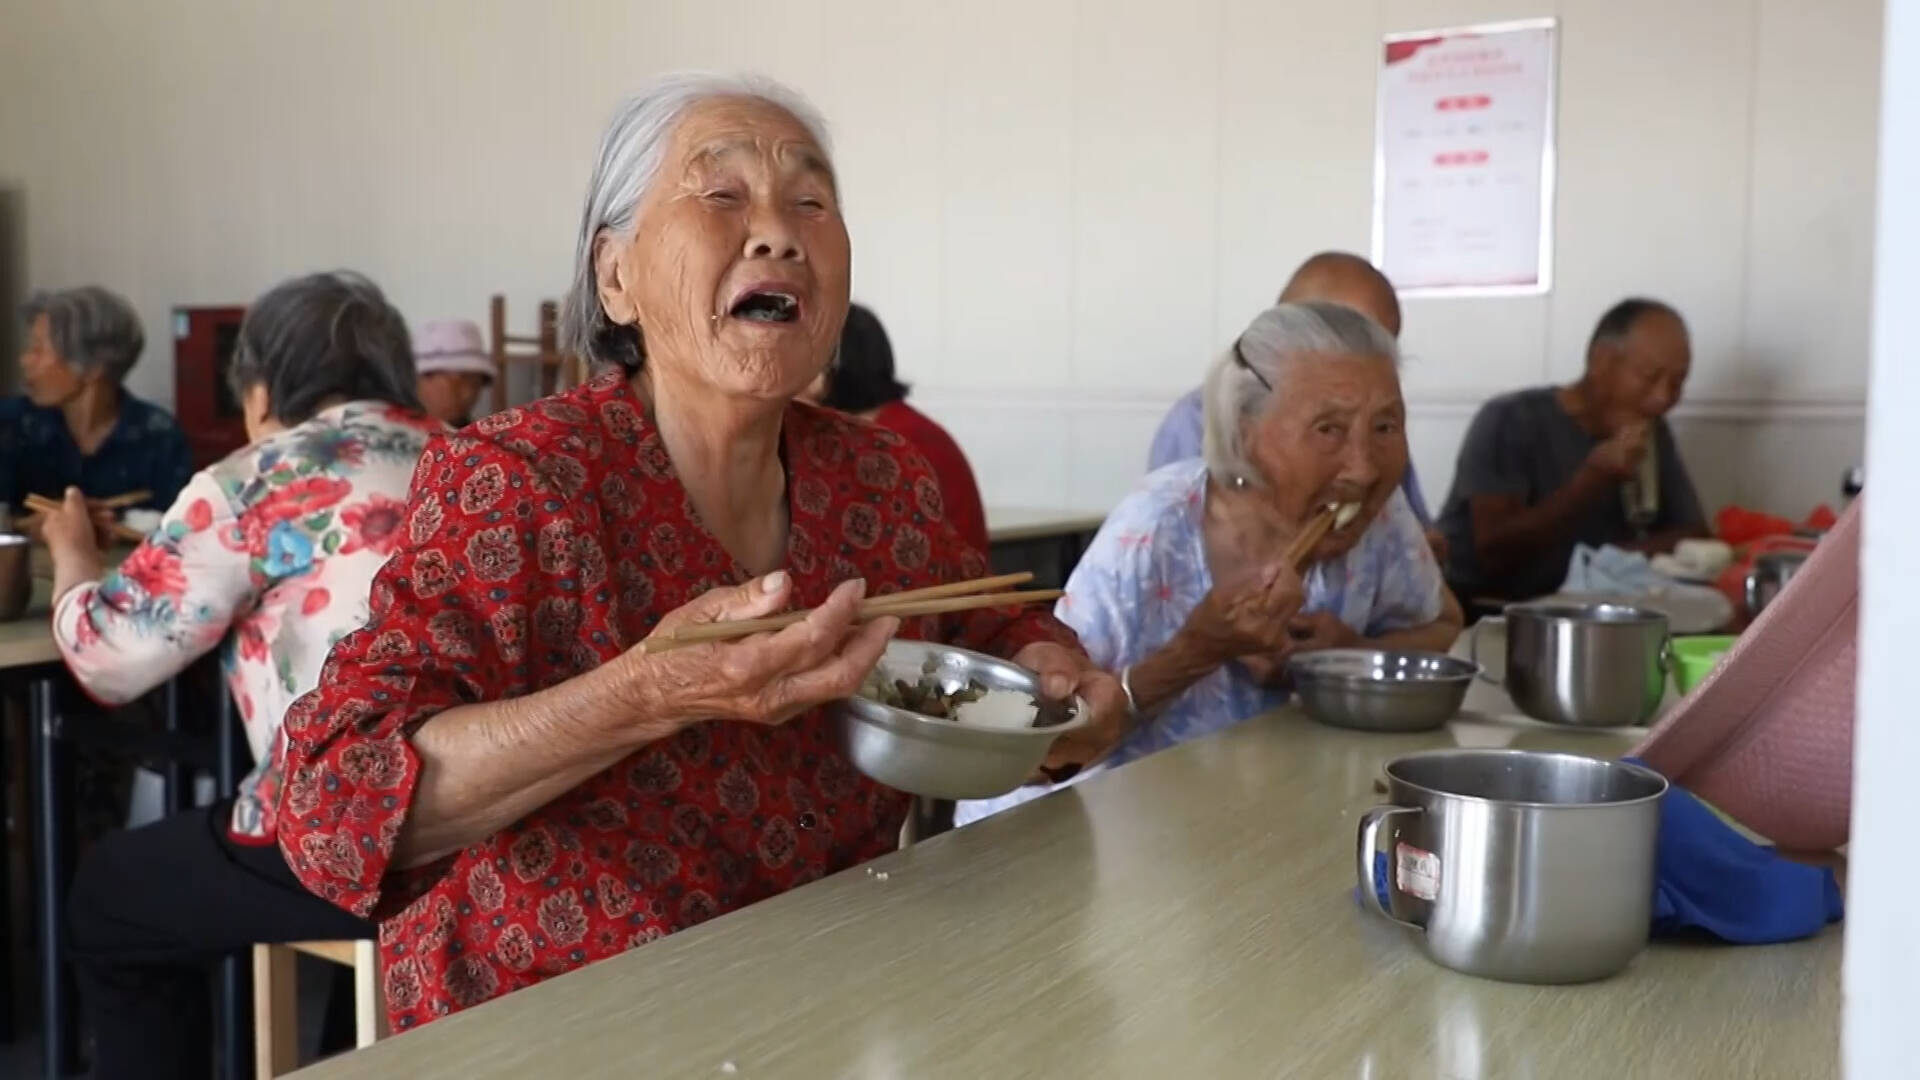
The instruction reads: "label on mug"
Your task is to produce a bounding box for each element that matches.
[1395,842,1441,901]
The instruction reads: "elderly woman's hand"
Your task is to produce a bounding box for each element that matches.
[626,574,899,734]
[1177,559,1307,664]
[1011,641,1131,772]
[40,488,110,598]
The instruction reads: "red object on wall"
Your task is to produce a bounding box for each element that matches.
[172,305,249,471]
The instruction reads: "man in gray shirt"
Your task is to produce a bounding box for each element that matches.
[1438,298,1708,606]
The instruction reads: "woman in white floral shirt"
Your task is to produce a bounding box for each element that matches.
[40,271,443,1080]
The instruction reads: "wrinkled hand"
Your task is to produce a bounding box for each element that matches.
[1285,610,1359,655]
[1011,641,1131,773]
[622,573,898,739]
[1586,422,1650,481]
[1233,613,1359,687]
[39,488,111,560]
[1179,560,1306,664]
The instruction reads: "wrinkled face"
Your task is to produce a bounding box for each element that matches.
[1590,311,1690,431]
[417,371,489,426]
[1244,351,1408,560]
[594,96,851,404]
[20,315,89,407]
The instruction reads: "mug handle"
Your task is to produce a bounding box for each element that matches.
[1356,805,1424,929]
[1468,616,1504,686]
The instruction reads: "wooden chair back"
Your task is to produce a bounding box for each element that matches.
[488,294,584,412]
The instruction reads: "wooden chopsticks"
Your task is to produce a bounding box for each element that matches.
[1282,504,1340,571]
[91,490,153,511]
[637,571,1062,654]
[22,493,149,544]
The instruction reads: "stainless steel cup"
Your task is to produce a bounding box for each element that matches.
[1356,749,1667,984]
[1471,602,1669,727]
[1744,551,1808,615]
[0,533,30,622]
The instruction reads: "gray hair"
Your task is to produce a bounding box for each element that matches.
[1200,300,1401,488]
[226,271,422,425]
[562,72,834,372]
[19,286,145,384]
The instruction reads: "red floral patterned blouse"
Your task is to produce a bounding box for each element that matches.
[276,373,1077,1030]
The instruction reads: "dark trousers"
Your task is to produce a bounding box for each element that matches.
[65,799,373,1080]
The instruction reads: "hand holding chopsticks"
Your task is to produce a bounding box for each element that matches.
[22,490,149,545]
[637,571,1060,654]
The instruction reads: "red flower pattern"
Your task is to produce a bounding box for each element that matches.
[275,374,1079,1031]
[340,493,407,556]
[116,542,188,604]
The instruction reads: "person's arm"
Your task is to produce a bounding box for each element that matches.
[1469,467,1613,572]
[1621,422,1710,554]
[1286,492,1463,657]
[48,474,251,703]
[277,436,891,916]
[1468,412,1646,576]
[391,576,882,867]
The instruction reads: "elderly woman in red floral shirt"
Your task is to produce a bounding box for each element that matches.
[277,72,1127,1029]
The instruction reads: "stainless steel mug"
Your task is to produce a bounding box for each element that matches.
[0,533,30,622]
[1470,602,1669,727]
[1744,551,1808,615]
[1357,749,1667,984]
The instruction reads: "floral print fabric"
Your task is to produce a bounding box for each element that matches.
[52,401,440,839]
[273,373,1078,1030]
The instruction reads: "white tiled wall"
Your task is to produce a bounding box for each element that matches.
[0,0,1881,519]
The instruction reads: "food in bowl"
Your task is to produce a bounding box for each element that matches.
[835,640,1090,799]
[858,660,1071,731]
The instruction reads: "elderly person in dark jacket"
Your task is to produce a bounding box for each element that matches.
[2,286,192,520]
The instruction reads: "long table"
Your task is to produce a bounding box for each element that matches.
[295,692,1839,1077]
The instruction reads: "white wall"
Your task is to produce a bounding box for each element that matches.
[1848,1,1920,1075]
[0,0,1881,519]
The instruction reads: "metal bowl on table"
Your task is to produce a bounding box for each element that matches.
[831,639,1090,800]
[0,533,32,622]
[1288,649,1477,733]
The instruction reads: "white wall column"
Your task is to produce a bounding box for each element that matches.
[1845,1,1920,1076]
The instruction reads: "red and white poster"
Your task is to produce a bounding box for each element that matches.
[1373,19,1557,295]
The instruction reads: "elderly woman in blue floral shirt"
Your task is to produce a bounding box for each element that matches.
[959,301,1463,825]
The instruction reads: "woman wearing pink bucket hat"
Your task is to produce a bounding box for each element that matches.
[412,318,494,426]
[1632,495,1861,852]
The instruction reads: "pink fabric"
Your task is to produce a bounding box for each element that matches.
[1632,497,1860,851]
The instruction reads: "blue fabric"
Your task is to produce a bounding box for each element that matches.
[1145,387,1433,524]
[0,393,193,513]
[1361,762,1843,944]
[1633,758,1844,943]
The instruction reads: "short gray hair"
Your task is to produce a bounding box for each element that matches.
[19,286,145,384]
[1201,300,1400,488]
[562,72,834,372]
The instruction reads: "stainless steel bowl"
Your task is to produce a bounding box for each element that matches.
[831,639,1091,800]
[1288,649,1476,733]
[0,533,31,623]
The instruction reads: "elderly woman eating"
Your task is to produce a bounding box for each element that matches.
[45,271,442,1079]
[276,73,1125,1029]
[1,285,193,520]
[958,301,1462,825]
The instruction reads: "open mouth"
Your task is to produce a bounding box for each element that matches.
[727,289,802,324]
